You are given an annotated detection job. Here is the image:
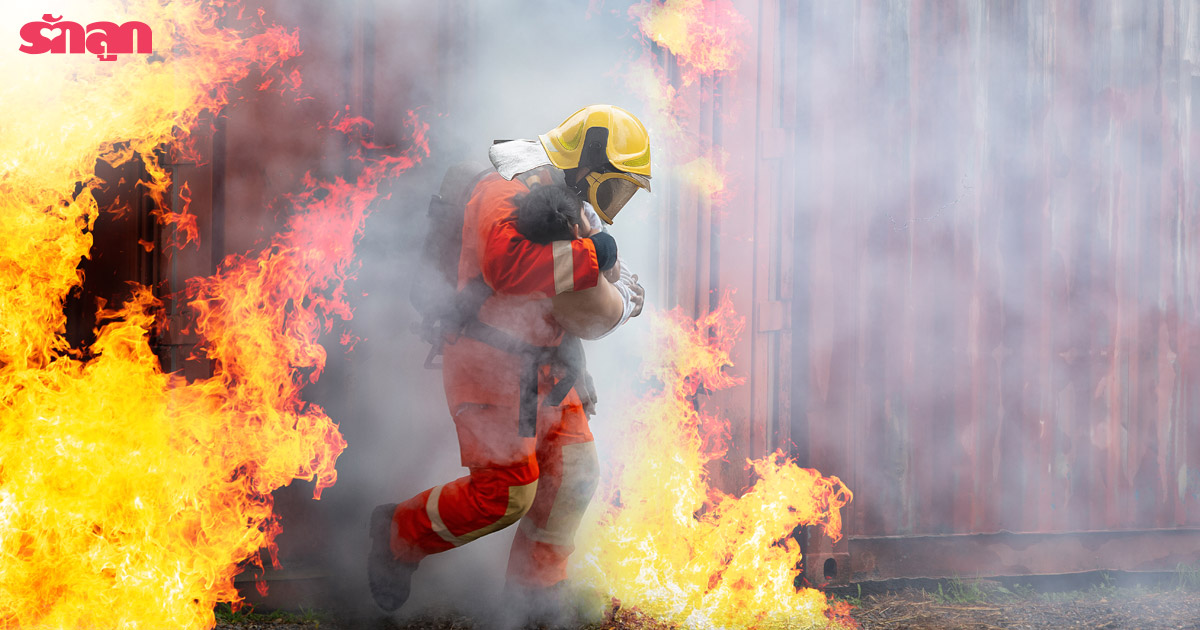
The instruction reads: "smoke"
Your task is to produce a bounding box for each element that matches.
[227,0,662,622]
[104,0,1200,620]
[779,0,1200,553]
[38,0,1193,623]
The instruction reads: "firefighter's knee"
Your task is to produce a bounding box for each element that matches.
[468,465,538,538]
[552,439,600,528]
[559,441,600,514]
[426,464,539,547]
[496,480,538,529]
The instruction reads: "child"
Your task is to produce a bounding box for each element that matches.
[513,183,592,244]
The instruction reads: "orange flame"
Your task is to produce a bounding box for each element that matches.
[625,60,735,204]
[0,2,427,628]
[624,1,744,207]
[577,296,854,629]
[630,0,748,86]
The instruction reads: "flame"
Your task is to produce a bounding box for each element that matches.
[626,57,687,147]
[629,0,748,86]
[0,2,428,628]
[680,154,729,203]
[577,296,854,629]
[623,1,744,209]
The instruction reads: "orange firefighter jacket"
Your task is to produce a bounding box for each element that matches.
[457,172,600,347]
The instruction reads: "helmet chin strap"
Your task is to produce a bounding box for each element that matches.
[562,128,616,205]
[564,166,591,201]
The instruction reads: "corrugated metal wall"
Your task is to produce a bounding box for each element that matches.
[799,0,1200,532]
[664,0,1200,579]
[68,0,1200,584]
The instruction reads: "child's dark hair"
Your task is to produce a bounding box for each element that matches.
[514,184,584,244]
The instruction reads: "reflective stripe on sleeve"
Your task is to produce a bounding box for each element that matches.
[552,241,575,295]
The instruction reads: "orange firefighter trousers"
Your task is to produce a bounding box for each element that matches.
[387,335,599,588]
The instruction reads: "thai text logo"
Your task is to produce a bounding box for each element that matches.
[19,14,152,61]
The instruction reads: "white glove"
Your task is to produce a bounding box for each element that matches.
[582,202,644,339]
[592,256,637,340]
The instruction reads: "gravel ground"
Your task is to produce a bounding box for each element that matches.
[850,585,1200,630]
[215,576,1200,629]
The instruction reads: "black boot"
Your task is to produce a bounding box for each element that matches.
[368,503,419,612]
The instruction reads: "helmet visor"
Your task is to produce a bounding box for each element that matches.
[587,172,649,223]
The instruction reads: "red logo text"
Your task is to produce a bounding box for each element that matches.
[19,14,152,61]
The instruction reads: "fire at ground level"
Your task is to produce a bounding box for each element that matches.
[10,2,1199,628]
[214,571,1200,630]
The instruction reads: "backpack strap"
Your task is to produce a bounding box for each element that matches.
[418,162,591,434]
[460,317,585,438]
[421,276,493,369]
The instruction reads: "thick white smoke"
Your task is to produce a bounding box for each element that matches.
[277,0,659,622]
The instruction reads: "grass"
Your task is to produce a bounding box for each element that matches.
[837,570,1197,609]
[1177,563,1200,591]
[928,577,987,605]
[213,602,326,626]
[1038,573,1115,603]
[1003,582,1039,599]
[1088,571,1117,596]
[835,583,864,608]
[1030,572,1157,604]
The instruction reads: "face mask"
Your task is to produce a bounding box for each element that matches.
[584,171,651,223]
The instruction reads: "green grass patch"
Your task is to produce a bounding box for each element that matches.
[834,583,864,608]
[929,578,986,605]
[1177,564,1200,591]
[996,582,1039,600]
[1034,572,1149,603]
[213,602,326,626]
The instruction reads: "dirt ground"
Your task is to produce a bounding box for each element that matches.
[845,582,1200,630]
[216,573,1200,630]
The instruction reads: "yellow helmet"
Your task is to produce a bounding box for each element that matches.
[539,104,652,223]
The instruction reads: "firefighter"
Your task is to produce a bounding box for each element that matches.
[369,105,651,617]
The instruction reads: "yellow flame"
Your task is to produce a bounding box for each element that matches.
[577,297,854,629]
[624,1,746,213]
[680,155,728,202]
[626,57,684,145]
[1,2,293,368]
[0,2,411,628]
[630,0,747,85]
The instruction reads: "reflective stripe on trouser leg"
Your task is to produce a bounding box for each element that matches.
[517,442,599,546]
[427,479,539,546]
[507,441,600,586]
[392,465,539,564]
[389,486,452,563]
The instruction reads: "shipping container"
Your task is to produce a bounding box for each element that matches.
[660,0,1200,583]
[67,0,1200,591]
